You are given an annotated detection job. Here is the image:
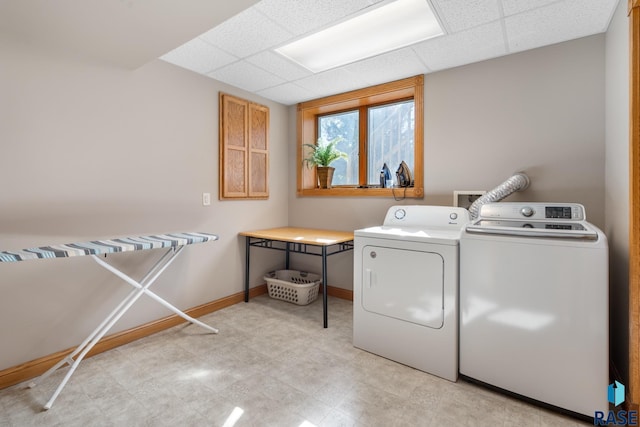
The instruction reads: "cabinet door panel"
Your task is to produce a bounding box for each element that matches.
[219,93,269,200]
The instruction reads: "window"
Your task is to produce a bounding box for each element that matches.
[317,111,359,185]
[297,75,423,197]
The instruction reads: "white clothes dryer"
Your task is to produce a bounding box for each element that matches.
[459,202,608,417]
[353,205,470,381]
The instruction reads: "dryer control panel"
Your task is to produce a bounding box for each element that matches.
[478,202,586,221]
[383,205,470,228]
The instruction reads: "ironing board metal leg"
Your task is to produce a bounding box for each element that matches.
[135,288,218,333]
[91,254,219,334]
[33,245,217,410]
[28,288,140,389]
[29,250,178,389]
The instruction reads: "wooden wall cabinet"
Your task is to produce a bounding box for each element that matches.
[219,93,269,200]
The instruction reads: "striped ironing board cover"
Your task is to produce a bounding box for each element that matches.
[0,232,218,263]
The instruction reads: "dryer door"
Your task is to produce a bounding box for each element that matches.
[361,245,444,328]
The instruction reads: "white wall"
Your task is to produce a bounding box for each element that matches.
[0,39,289,370]
[605,0,630,384]
[288,35,606,291]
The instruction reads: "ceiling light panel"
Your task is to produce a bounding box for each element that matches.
[275,0,444,73]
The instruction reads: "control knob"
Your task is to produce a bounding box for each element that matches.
[520,206,534,217]
[394,209,406,220]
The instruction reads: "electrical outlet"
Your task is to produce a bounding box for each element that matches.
[202,192,211,206]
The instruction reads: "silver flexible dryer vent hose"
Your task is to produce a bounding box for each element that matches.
[468,172,530,220]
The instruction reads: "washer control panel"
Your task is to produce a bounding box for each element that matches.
[479,202,586,221]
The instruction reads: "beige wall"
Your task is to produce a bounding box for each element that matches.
[0,39,289,370]
[0,30,616,374]
[288,35,606,290]
[605,0,630,385]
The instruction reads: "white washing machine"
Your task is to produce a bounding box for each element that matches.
[353,205,470,381]
[460,202,608,417]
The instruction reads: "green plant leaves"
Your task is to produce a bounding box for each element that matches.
[302,136,347,168]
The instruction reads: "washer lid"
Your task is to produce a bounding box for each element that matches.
[355,225,463,245]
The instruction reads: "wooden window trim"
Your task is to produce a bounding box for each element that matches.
[296,75,424,198]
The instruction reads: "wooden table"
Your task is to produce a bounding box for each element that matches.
[239,227,354,328]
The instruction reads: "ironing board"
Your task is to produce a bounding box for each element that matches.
[0,231,219,410]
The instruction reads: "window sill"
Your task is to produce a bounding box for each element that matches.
[297,187,424,198]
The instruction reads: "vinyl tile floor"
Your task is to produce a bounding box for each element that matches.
[0,295,592,427]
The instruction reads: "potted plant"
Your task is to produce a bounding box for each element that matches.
[303,136,347,188]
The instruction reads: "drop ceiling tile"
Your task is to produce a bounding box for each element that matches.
[254,0,378,36]
[160,38,238,74]
[199,7,293,58]
[501,0,560,16]
[432,0,501,33]
[341,47,429,86]
[412,21,506,71]
[246,50,312,81]
[505,0,617,53]
[208,61,285,93]
[256,83,318,105]
[294,68,369,98]
[153,0,620,106]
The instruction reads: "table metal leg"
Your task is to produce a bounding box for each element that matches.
[322,246,328,328]
[245,237,250,302]
[285,242,290,269]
